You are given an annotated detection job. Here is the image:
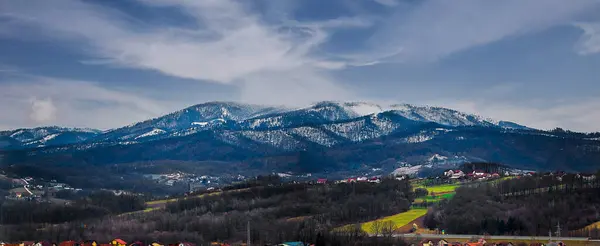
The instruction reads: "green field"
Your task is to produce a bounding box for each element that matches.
[338,208,428,234]
[415,193,455,203]
[414,183,460,194]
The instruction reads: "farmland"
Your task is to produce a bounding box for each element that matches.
[414,193,455,203]
[338,208,428,234]
[414,183,460,194]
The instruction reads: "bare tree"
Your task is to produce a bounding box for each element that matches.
[381,220,396,238]
[370,220,382,237]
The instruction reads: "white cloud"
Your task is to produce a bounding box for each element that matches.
[368,0,600,62]
[574,22,600,55]
[29,98,57,123]
[0,0,364,108]
[0,76,177,130]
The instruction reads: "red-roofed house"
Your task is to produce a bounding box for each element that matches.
[317,179,327,184]
[111,239,126,246]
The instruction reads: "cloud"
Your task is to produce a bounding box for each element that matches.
[424,98,600,133]
[574,22,600,55]
[0,0,366,107]
[0,75,177,130]
[29,98,57,123]
[367,0,600,62]
[372,0,399,7]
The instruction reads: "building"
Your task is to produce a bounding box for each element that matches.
[81,241,97,246]
[369,177,381,183]
[8,187,33,199]
[445,170,465,179]
[58,241,78,246]
[317,178,327,184]
[111,239,127,246]
[34,242,52,246]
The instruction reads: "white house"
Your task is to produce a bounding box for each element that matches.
[444,170,465,179]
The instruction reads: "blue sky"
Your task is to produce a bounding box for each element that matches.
[1,0,600,132]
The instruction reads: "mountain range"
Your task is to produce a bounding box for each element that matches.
[1,101,600,181]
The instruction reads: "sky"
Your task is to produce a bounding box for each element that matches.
[1,0,600,132]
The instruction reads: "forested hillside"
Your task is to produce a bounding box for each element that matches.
[0,177,414,245]
[424,174,600,236]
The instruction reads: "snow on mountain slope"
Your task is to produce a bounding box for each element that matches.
[387,104,498,127]
[0,127,102,149]
[402,133,435,143]
[5,101,530,151]
[241,101,527,131]
[321,115,401,142]
[135,128,166,139]
[96,102,287,141]
[344,102,384,116]
[239,130,304,151]
[289,127,339,147]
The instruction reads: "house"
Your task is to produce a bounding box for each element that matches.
[81,241,97,246]
[20,242,35,246]
[472,170,486,177]
[8,187,33,199]
[420,239,437,246]
[178,243,195,246]
[357,177,368,182]
[59,241,78,246]
[369,177,381,183]
[34,242,52,246]
[111,239,126,246]
[347,178,357,183]
[445,170,465,179]
[437,239,449,246]
[150,243,163,246]
[128,242,143,246]
[491,173,500,178]
[451,170,465,179]
[317,178,327,184]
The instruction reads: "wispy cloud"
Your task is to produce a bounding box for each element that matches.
[0,0,368,106]
[367,0,600,63]
[372,0,399,7]
[574,22,600,55]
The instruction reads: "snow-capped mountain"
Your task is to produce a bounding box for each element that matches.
[4,101,600,178]
[0,126,101,149]
[0,101,531,150]
[74,100,513,149]
[92,101,288,142]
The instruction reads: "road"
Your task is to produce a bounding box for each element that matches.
[393,233,592,242]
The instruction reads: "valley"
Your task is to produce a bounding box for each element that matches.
[1,101,600,245]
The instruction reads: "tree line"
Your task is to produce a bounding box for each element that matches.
[424,174,600,237]
[0,178,414,245]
